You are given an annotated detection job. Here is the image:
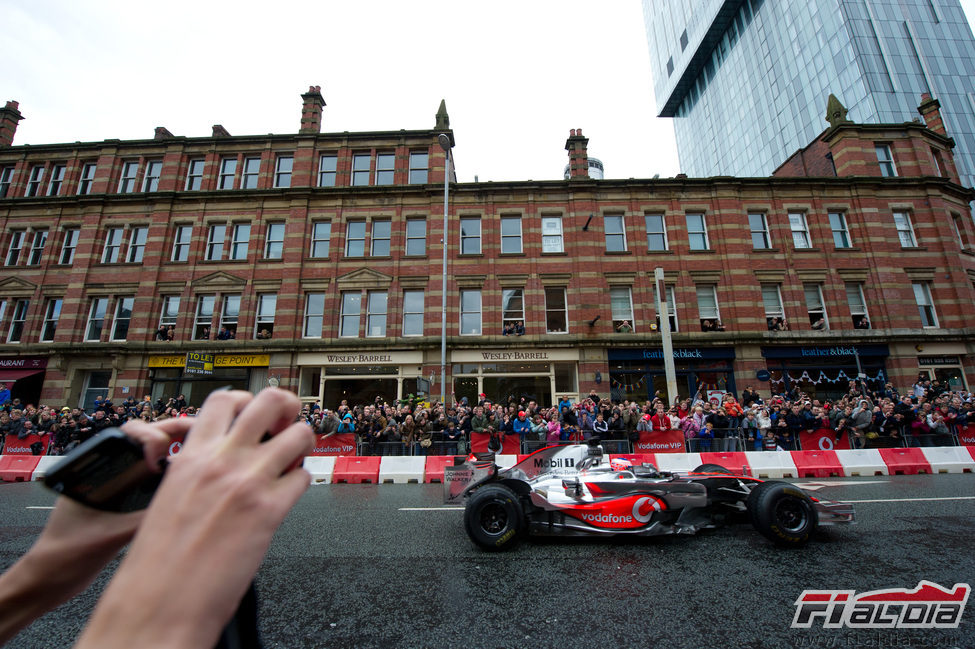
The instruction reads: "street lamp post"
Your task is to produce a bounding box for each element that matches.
[438,133,453,406]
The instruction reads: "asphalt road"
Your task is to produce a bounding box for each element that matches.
[1,475,973,649]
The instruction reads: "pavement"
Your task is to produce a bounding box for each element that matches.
[1,475,973,649]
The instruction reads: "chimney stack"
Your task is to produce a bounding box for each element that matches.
[299,85,326,134]
[212,124,231,137]
[918,93,947,137]
[154,126,174,140]
[0,100,24,147]
[564,128,589,179]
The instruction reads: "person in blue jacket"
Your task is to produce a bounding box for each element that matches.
[512,410,532,440]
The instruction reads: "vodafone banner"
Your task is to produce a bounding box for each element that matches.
[309,433,358,456]
[635,430,685,453]
[470,432,521,455]
[1,433,50,456]
[958,425,975,446]
[799,428,851,451]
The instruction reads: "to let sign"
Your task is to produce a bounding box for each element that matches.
[185,352,215,375]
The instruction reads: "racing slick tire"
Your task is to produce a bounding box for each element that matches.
[746,480,818,546]
[464,485,526,551]
[693,463,731,474]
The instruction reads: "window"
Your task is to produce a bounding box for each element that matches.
[111,297,134,340]
[460,290,482,335]
[931,148,945,177]
[220,295,240,337]
[875,144,896,177]
[893,212,917,247]
[194,296,215,339]
[118,161,138,193]
[610,287,634,332]
[352,154,371,186]
[7,300,28,343]
[127,226,147,263]
[274,155,293,188]
[366,291,387,337]
[912,283,938,327]
[264,223,285,259]
[40,298,62,342]
[408,152,428,184]
[501,289,524,331]
[219,158,237,189]
[646,214,668,251]
[371,220,391,256]
[501,217,523,254]
[206,225,226,261]
[5,231,24,266]
[303,293,324,338]
[375,153,394,185]
[171,225,192,262]
[47,164,66,196]
[27,230,47,266]
[345,222,366,257]
[544,287,568,333]
[230,224,250,260]
[748,213,770,249]
[789,212,811,248]
[340,292,361,337]
[686,213,709,250]
[310,222,331,257]
[696,285,721,331]
[541,217,563,253]
[653,284,678,332]
[25,165,45,197]
[101,228,124,263]
[142,160,162,192]
[405,219,425,256]
[85,298,109,341]
[604,215,626,252]
[804,284,828,330]
[846,283,870,329]
[241,157,260,189]
[829,212,852,248]
[318,155,337,187]
[185,159,204,190]
[0,166,13,198]
[59,228,79,265]
[77,163,96,195]
[761,284,785,330]
[460,217,481,254]
[402,290,424,336]
[255,294,276,338]
[160,296,180,329]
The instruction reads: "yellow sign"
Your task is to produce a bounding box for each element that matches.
[148,354,270,369]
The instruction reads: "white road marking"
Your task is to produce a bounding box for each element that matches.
[843,496,975,503]
[26,506,55,510]
[799,480,889,491]
[398,507,464,511]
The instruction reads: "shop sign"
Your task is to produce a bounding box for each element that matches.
[451,348,579,363]
[918,356,961,366]
[148,355,185,368]
[325,353,393,364]
[608,347,735,362]
[761,345,889,359]
[185,353,215,375]
[148,354,270,369]
[480,351,550,361]
[0,357,48,369]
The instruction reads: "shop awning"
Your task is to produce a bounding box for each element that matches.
[0,368,45,382]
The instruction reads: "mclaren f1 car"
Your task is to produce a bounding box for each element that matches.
[443,443,855,550]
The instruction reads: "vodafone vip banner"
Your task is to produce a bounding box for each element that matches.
[958,425,975,446]
[799,427,851,451]
[1,433,50,456]
[309,433,358,456]
[469,432,521,455]
[635,430,685,453]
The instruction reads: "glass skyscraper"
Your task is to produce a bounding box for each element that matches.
[643,0,975,194]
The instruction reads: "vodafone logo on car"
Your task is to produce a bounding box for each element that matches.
[570,495,665,529]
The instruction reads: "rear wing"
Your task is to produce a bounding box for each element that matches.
[443,454,497,504]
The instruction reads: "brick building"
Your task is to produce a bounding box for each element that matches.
[0,88,973,410]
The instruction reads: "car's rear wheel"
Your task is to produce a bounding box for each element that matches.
[746,480,818,546]
[693,463,731,474]
[464,485,526,551]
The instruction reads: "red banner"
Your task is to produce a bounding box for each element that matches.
[1,433,50,455]
[470,432,521,455]
[958,425,975,446]
[799,428,851,451]
[635,430,685,453]
[309,433,358,456]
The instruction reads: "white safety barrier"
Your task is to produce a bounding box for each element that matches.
[30,456,63,481]
[495,454,519,469]
[378,456,426,484]
[834,449,889,476]
[653,452,702,473]
[303,456,336,483]
[919,447,975,474]
[744,451,797,479]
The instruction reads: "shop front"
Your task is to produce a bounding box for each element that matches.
[296,351,425,407]
[760,344,889,401]
[608,347,736,405]
[917,354,968,391]
[148,353,270,405]
[0,356,47,406]
[451,349,578,407]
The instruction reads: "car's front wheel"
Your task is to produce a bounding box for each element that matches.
[464,485,526,551]
[746,480,818,546]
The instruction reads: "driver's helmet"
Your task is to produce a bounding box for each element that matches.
[610,457,633,473]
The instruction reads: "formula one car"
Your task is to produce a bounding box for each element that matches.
[443,443,855,550]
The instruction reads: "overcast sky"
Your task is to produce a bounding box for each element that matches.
[3,1,974,184]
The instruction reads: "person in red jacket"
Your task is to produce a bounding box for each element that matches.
[650,405,673,432]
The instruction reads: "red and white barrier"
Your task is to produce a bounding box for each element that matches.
[303,456,336,483]
[332,456,381,484]
[878,447,932,475]
[835,449,889,476]
[378,456,425,484]
[652,452,702,473]
[918,447,975,474]
[743,451,797,479]
[791,449,844,478]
